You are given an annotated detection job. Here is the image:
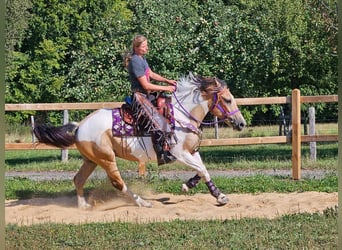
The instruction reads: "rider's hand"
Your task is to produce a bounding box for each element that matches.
[166,79,177,86]
[165,85,176,92]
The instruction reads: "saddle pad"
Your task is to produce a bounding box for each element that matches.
[112,108,134,136]
[111,103,176,137]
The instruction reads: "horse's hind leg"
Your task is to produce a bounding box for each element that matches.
[93,147,152,208]
[73,158,97,209]
[103,157,152,208]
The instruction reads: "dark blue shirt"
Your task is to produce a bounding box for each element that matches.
[128,54,150,93]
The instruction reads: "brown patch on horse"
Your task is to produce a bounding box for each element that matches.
[182,133,201,154]
[110,137,140,162]
[76,129,140,163]
[189,105,206,124]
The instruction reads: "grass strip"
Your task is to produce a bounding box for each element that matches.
[5,143,338,172]
[5,174,337,200]
[6,208,337,249]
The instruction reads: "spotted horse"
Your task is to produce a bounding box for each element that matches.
[33,73,246,209]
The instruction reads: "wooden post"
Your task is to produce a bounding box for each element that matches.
[31,115,35,143]
[214,116,219,139]
[291,89,301,180]
[61,110,69,162]
[309,107,316,161]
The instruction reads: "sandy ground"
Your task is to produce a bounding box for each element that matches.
[5,189,338,225]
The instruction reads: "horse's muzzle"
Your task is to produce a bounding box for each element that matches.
[226,117,246,131]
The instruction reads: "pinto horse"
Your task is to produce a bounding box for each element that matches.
[33,73,246,209]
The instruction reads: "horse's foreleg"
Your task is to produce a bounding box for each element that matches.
[181,174,201,192]
[73,159,97,209]
[179,151,229,205]
[205,180,228,205]
[181,175,228,204]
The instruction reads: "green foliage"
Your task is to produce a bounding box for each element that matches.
[60,0,134,102]
[5,0,32,53]
[130,0,275,97]
[5,0,338,125]
[5,0,34,123]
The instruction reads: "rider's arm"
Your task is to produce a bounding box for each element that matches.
[149,70,176,86]
[137,75,175,92]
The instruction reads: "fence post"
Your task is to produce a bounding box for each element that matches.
[214,116,219,139]
[31,115,35,143]
[309,107,316,161]
[291,89,301,180]
[61,110,69,162]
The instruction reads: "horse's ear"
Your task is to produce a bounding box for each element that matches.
[213,77,221,87]
[214,77,227,88]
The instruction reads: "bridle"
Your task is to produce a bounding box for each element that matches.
[210,90,240,117]
[172,88,240,126]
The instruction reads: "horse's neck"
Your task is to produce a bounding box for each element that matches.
[172,96,209,126]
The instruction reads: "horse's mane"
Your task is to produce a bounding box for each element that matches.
[175,72,227,103]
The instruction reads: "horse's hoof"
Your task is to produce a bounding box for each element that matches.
[181,183,189,192]
[139,200,153,208]
[217,193,229,205]
[135,196,153,208]
[144,201,153,208]
[78,203,92,210]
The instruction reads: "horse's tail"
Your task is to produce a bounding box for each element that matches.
[33,122,78,148]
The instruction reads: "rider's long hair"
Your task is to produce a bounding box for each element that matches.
[123,35,147,68]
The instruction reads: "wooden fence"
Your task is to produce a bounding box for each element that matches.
[5,89,338,179]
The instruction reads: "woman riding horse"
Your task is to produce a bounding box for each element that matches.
[125,35,177,165]
[33,75,246,209]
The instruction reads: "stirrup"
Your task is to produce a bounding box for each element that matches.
[157,151,177,166]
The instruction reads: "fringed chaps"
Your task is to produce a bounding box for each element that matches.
[132,92,176,146]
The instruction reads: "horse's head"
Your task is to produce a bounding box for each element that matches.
[198,76,246,131]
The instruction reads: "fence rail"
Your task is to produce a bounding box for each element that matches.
[5,89,338,179]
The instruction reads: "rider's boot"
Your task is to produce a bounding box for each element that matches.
[152,131,177,166]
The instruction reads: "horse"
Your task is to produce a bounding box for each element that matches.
[33,73,246,209]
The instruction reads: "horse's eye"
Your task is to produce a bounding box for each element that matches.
[223,97,231,104]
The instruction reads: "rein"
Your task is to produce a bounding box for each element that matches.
[172,91,240,126]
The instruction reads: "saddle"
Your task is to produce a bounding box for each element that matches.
[112,92,175,137]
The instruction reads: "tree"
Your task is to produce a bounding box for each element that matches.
[61,0,134,103]
[5,0,337,124]
[5,0,32,102]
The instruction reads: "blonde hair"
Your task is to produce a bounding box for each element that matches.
[123,35,147,68]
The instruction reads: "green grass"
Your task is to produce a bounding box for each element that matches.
[5,142,338,172]
[6,209,337,249]
[5,173,337,200]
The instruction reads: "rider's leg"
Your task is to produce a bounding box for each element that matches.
[151,130,176,165]
[132,92,177,165]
